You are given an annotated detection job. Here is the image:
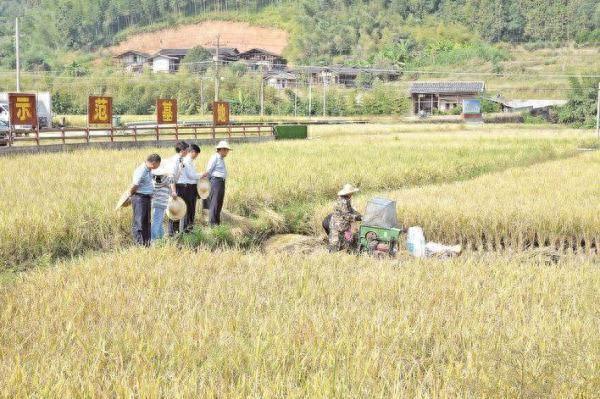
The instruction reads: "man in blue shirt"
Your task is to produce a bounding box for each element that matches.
[202,140,230,226]
[130,153,161,245]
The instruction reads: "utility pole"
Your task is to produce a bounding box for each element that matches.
[259,66,265,117]
[308,74,312,118]
[596,82,599,140]
[214,34,220,102]
[294,83,298,118]
[322,75,327,117]
[15,17,20,92]
[200,79,204,113]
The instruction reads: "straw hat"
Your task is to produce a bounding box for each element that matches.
[338,183,360,196]
[197,178,211,200]
[216,140,232,150]
[166,196,187,221]
[115,190,132,210]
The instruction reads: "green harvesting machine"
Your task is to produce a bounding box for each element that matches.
[358,197,402,257]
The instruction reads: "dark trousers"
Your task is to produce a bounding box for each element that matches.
[168,184,187,236]
[183,184,198,233]
[208,177,226,226]
[131,193,151,246]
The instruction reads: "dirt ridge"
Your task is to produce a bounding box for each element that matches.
[110,20,289,56]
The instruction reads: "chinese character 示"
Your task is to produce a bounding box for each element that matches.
[162,101,173,122]
[217,103,227,123]
[15,97,32,122]
[93,98,109,122]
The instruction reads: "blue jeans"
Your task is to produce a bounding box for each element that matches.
[151,207,167,241]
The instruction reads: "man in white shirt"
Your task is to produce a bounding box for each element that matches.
[168,141,190,236]
[179,144,201,232]
[202,140,230,226]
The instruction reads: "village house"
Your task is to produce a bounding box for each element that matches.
[301,66,401,88]
[207,47,240,63]
[265,70,297,89]
[148,49,189,73]
[114,50,150,73]
[239,48,287,71]
[488,96,567,114]
[409,81,485,114]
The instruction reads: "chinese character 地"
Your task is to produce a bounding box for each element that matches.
[15,97,32,122]
[162,101,173,122]
[93,99,109,122]
[217,103,227,123]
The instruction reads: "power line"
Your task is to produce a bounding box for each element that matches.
[2,61,598,79]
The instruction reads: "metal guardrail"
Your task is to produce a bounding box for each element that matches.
[1,123,274,147]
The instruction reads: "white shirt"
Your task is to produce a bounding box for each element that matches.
[206,153,227,179]
[166,154,185,183]
[179,155,200,184]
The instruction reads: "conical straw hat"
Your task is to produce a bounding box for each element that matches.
[115,190,132,211]
[338,183,360,196]
[216,140,231,150]
[166,196,187,221]
[197,178,211,200]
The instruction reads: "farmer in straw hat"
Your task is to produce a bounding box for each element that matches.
[328,183,362,252]
[201,140,231,226]
[129,153,162,246]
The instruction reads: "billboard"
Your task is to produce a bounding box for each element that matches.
[462,99,482,119]
[8,93,37,127]
[88,96,113,126]
[213,101,230,125]
[156,99,177,125]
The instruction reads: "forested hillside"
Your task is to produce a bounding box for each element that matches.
[0,0,598,70]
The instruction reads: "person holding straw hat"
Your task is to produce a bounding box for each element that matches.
[201,140,231,226]
[167,141,190,236]
[179,144,202,232]
[328,183,362,252]
[150,166,173,241]
[130,153,162,246]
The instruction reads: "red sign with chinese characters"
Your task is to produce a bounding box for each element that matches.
[212,101,230,125]
[157,99,177,125]
[88,96,113,126]
[9,93,37,126]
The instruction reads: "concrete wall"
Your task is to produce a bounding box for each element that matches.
[152,57,171,73]
[0,136,274,157]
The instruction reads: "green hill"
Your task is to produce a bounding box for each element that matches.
[1,0,599,71]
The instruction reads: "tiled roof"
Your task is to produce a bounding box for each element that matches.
[239,48,283,58]
[114,50,151,58]
[410,81,485,94]
[155,48,189,57]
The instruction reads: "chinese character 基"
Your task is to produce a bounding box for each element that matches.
[15,97,32,122]
[93,98,109,122]
[162,101,173,122]
[217,103,227,123]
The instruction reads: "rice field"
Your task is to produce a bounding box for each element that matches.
[0,247,598,397]
[0,124,589,269]
[1,123,599,397]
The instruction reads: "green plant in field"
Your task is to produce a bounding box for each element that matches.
[557,77,600,128]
